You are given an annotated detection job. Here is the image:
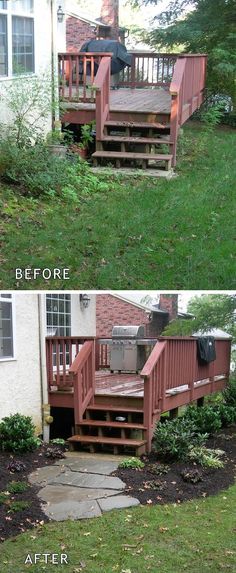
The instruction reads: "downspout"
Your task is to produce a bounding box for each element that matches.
[38,294,51,442]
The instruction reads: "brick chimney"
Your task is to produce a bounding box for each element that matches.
[159,294,178,321]
[100,0,119,39]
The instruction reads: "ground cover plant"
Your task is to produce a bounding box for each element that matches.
[0,122,235,289]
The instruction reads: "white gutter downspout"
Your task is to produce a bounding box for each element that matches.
[38,294,50,442]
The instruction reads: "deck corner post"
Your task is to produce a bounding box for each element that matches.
[143,374,153,453]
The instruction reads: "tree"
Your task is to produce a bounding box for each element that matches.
[128,0,236,106]
[163,294,236,340]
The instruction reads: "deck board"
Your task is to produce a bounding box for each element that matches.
[95,371,144,398]
[62,87,171,115]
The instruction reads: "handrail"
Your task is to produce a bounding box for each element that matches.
[118,52,177,89]
[93,56,111,140]
[58,52,112,103]
[69,340,95,423]
[170,54,207,165]
[46,336,95,388]
[141,336,231,450]
[69,340,94,374]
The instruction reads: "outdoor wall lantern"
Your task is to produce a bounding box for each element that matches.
[57,5,65,23]
[80,294,91,309]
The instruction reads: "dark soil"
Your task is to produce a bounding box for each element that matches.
[0,444,66,542]
[114,428,236,506]
[0,430,235,542]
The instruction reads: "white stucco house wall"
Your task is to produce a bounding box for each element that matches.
[0,0,66,132]
[0,292,96,435]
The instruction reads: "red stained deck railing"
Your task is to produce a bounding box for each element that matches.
[46,336,95,389]
[141,336,231,450]
[119,52,177,88]
[69,340,95,423]
[170,54,207,165]
[58,52,112,102]
[93,56,111,140]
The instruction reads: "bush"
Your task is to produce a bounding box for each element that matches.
[215,403,236,427]
[119,457,144,469]
[188,446,225,468]
[8,501,31,513]
[0,139,109,199]
[8,481,28,494]
[0,414,40,453]
[223,377,236,407]
[45,447,66,459]
[7,460,26,473]
[183,405,222,435]
[153,418,207,461]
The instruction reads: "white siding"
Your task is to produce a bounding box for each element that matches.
[0,0,66,132]
[0,293,96,434]
[0,294,42,433]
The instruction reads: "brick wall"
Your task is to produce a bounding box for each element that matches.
[96,295,169,338]
[66,17,97,51]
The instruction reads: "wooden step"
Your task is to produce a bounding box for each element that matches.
[105,120,169,129]
[87,405,143,414]
[78,420,146,429]
[68,435,147,454]
[101,136,172,145]
[92,151,173,170]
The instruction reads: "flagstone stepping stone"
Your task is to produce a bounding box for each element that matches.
[55,458,119,475]
[38,485,122,504]
[49,471,125,490]
[98,495,140,512]
[43,499,102,521]
[29,465,64,485]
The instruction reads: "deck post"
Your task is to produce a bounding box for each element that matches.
[143,375,153,453]
[169,407,179,419]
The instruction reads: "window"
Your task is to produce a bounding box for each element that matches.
[46,295,71,337]
[0,293,14,359]
[0,13,7,75]
[0,0,34,77]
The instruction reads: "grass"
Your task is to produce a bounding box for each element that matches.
[0,122,235,289]
[0,484,236,572]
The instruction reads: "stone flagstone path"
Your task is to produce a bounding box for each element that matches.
[29,453,139,521]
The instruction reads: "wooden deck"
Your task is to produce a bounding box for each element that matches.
[95,370,144,397]
[62,87,171,114]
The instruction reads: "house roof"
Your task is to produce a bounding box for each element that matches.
[66,10,110,28]
[108,293,160,314]
[192,328,232,339]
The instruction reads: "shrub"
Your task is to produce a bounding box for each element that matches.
[0,413,40,453]
[146,463,170,476]
[153,418,207,461]
[0,493,9,506]
[215,403,236,427]
[7,481,28,494]
[0,139,109,199]
[223,377,236,407]
[181,469,203,484]
[119,457,144,469]
[188,446,225,468]
[8,501,31,513]
[45,447,66,459]
[7,460,26,473]
[183,405,222,435]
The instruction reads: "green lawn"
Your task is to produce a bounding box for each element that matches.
[0,123,235,289]
[1,484,236,573]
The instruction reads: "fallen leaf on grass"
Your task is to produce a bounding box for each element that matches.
[159,527,169,533]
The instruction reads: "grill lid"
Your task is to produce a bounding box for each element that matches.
[112,325,145,339]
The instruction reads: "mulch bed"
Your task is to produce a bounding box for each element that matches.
[0,444,65,542]
[114,427,236,506]
[0,429,235,542]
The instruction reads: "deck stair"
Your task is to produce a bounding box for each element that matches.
[68,403,147,455]
[92,120,173,171]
